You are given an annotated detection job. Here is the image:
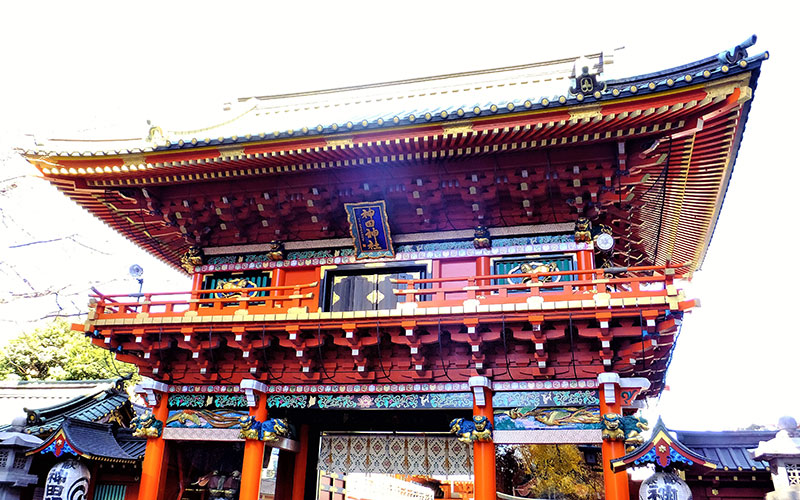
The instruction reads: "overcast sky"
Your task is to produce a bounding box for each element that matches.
[1,1,796,431]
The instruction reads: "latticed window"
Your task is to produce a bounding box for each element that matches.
[0,449,9,467]
[787,463,800,485]
[93,484,128,500]
[13,453,27,469]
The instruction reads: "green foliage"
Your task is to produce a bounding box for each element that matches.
[0,319,138,382]
[497,444,604,499]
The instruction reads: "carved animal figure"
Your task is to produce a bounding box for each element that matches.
[472,226,491,249]
[180,246,203,273]
[266,241,285,261]
[238,415,262,440]
[260,418,290,442]
[532,407,600,426]
[471,415,493,441]
[601,413,650,451]
[621,415,649,451]
[166,410,202,426]
[516,261,560,284]
[238,416,290,442]
[449,416,493,443]
[601,413,625,441]
[131,411,163,438]
[215,278,256,299]
[450,417,473,443]
[574,217,592,243]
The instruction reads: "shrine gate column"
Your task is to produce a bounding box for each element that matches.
[598,373,628,500]
[469,376,496,500]
[240,379,269,500]
[136,379,169,500]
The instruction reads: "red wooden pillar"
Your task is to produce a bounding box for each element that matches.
[240,380,268,500]
[291,424,310,500]
[137,379,169,500]
[191,272,203,290]
[598,373,628,500]
[469,376,496,500]
[576,248,595,287]
[190,272,203,311]
[476,255,491,281]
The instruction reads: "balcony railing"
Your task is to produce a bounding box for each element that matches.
[90,282,319,319]
[87,263,689,322]
[391,264,687,308]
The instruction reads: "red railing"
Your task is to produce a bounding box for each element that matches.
[391,263,687,308]
[90,282,319,318]
[88,263,689,321]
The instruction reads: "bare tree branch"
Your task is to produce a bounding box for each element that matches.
[37,312,87,321]
[8,234,111,255]
[9,235,77,248]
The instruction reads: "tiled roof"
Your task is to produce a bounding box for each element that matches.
[0,379,117,426]
[0,379,132,437]
[20,37,768,158]
[116,427,147,459]
[30,418,144,463]
[674,429,776,472]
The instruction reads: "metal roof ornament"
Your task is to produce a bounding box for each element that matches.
[570,57,606,97]
[145,120,168,146]
[718,35,757,65]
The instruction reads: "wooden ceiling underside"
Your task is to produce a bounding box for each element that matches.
[36,77,752,272]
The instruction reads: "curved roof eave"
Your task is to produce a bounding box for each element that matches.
[21,40,767,160]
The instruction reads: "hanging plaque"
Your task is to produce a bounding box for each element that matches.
[344,201,394,259]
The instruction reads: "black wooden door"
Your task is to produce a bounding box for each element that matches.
[329,270,421,312]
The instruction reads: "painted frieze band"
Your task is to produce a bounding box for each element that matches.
[167,388,599,412]
[199,237,587,272]
[166,378,598,396]
[492,389,599,409]
[168,393,247,409]
[265,392,474,410]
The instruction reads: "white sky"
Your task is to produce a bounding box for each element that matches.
[0,1,797,431]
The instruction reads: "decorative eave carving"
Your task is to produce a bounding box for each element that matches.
[611,417,718,472]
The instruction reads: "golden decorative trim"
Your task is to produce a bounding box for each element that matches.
[122,154,147,167]
[737,86,753,104]
[219,147,245,160]
[702,73,750,101]
[326,137,354,148]
[569,105,602,121]
[442,123,474,136]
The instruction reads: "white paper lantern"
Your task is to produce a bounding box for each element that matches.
[44,460,91,500]
[639,471,692,500]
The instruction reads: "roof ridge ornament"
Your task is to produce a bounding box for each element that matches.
[146,120,168,147]
[718,34,757,65]
[569,57,606,98]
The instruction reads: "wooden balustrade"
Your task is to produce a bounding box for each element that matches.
[91,282,318,318]
[89,263,688,321]
[390,263,686,308]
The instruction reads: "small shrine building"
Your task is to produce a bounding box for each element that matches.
[0,379,145,500]
[18,36,768,500]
